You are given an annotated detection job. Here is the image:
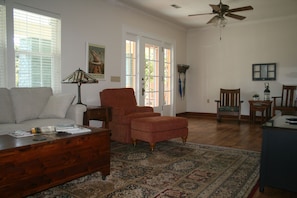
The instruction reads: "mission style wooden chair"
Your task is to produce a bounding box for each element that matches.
[272,85,297,116]
[215,88,243,123]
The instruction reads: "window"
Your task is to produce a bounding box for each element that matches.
[0,2,6,86]
[0,3,61,92]
[14,9,61,91]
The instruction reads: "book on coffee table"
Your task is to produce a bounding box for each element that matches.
[55,126,91,134]
[9,131,34,138]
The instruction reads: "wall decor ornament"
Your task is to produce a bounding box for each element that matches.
[252,63,276,81]
[264,82,270,101]
[86,42,105,80]
[177,64,190,99]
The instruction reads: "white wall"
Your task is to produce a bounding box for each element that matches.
[186,16,297,116]
[8,0,297,116]
[10,0,187,112]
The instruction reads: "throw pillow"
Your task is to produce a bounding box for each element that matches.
[39,94,75,119]
[11,87,53,123]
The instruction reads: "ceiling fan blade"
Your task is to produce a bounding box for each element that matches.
[210,4,220,12]
[207,16,219,24]
[228,6,253,13]
[225,13,246,20]
[188,12,213,17]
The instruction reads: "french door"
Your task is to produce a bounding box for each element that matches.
[125,35,174,116]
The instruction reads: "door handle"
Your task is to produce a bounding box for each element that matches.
[142,88,145,96]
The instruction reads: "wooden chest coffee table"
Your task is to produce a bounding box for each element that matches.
[0,127,110,198]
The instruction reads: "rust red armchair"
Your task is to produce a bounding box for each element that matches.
[100,88,160,143]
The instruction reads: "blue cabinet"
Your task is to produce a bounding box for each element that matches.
[260,115,297,192]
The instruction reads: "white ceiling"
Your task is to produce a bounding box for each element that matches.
[114,0,297,29]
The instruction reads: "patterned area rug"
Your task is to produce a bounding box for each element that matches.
[28,141,260,198]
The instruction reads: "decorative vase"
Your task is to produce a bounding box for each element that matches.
[264,83,270,101]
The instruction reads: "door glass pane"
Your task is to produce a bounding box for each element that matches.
[144,43,159,107]
[125,40,136,90]
[164,48,171,105]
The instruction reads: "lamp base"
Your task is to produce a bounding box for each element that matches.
[76,101,87,106]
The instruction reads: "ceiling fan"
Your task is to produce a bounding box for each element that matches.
[189,0,253,26]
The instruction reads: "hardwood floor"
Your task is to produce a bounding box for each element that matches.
[181,116,297,198]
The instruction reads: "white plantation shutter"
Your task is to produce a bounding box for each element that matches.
[0,2,6,87]
[13,8,61,93]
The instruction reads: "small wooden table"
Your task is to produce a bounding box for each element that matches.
[0,127,110,198]
[83,106,111,128]
[249,100,272,124]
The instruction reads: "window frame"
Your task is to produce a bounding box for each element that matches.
[1,2,61,93]
[0,1,7,86]
[123,29,176,116]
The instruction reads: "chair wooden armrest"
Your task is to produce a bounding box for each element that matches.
[272,96,281,101]
[271,85,297,116]
[215,100,220,109]
[272,96,281,103]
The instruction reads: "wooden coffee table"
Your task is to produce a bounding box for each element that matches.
[0,127,110,198]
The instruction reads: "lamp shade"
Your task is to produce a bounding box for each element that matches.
[62,68,98,84]
[62,68,98,104]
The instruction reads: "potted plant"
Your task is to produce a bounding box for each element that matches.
[253,94,259,100]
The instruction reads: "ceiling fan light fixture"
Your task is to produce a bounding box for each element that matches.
[189,0,253,28]
[212,16,227,28]
[171,4,181,9]
[218,17,228,28]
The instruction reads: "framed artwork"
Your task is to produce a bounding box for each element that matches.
[252,63,276,81]
[86,42,105,80]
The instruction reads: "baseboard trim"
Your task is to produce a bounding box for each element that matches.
[176,112,250,122]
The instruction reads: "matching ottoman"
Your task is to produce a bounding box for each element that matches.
[131,116,188,151]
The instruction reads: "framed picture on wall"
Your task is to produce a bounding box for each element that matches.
[86,42,105,80]
[252,63,276,81]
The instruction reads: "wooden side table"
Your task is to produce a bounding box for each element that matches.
[249,100,272,124]
[83,106,112,128]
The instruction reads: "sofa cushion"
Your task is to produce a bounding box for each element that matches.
[0,88,15,123]
[21,118,75,130]
[10,87,53,123]
[0,123,28,135]
[39,94,75,119]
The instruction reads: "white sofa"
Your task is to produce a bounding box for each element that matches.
[0,87,87,135]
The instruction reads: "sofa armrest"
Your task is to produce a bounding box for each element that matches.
[65,104,87,125]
